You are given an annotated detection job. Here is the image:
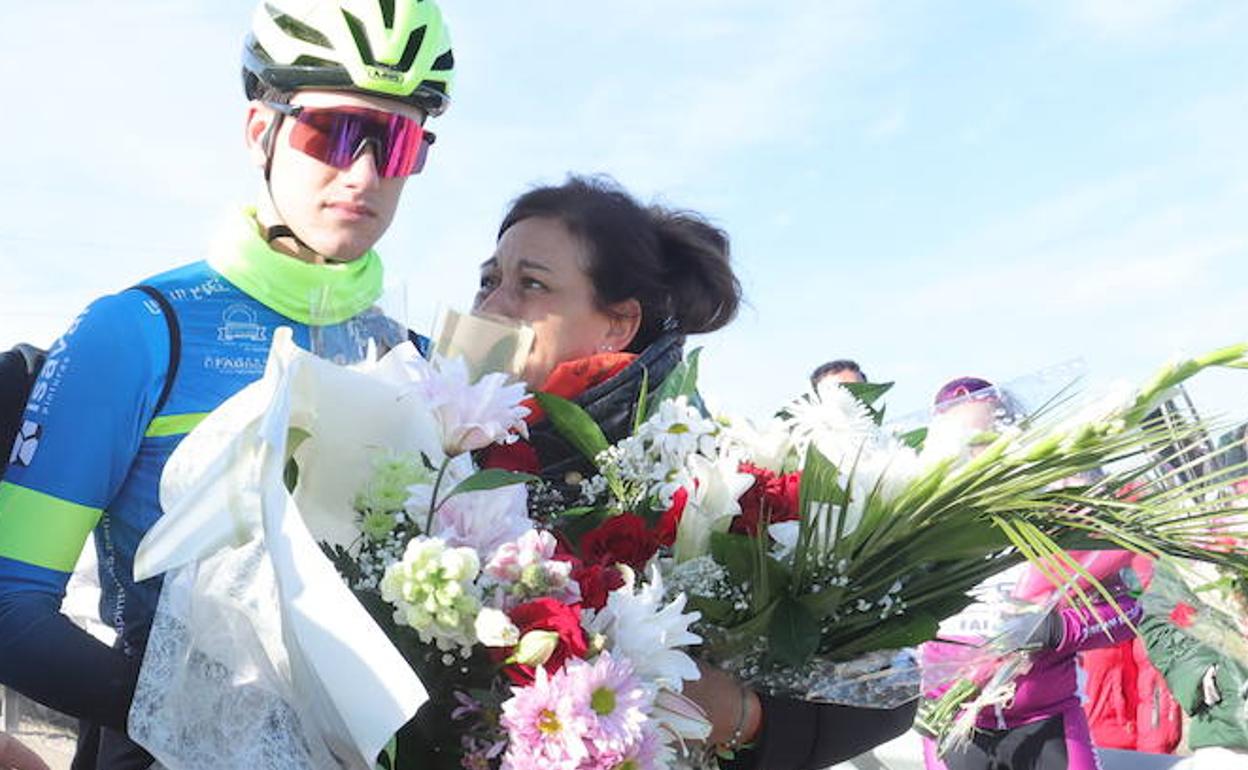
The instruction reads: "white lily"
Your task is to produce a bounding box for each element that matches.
[402,354,530,457]
[673,454,754,562]
[651,688,712,743]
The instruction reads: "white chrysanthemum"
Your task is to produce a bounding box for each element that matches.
[718,415,794,473]
[403,354,530,456]
[584,567,702,689]
[786,385,879,466]
[673,454,754,562]
[850,441,923,505]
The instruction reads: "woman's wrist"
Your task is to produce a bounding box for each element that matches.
[720,686,763,754]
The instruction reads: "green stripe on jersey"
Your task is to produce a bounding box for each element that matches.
[144,412,209,438]
[0,482,102,572]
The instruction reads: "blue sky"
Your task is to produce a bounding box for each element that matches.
[2,1,1246,424]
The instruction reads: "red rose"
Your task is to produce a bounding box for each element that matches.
[1170,601,1197,629]
[504,598,589,685]
[477,439,541,474]
[580,513,660,571]
[570,562,627,611]
[654,486,688,548]
[732,463,802,536]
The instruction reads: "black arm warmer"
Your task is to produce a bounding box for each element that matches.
[0,592,138,730]
[725,696,918,770]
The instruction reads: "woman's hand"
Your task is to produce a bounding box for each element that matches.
[681,661,763,749]
[0,732,50,770]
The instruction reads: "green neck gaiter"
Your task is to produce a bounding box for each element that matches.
[207,209,384,326]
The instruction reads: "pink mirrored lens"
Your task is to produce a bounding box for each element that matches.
[289,107,429,177]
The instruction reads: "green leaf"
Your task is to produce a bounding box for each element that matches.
[687,595,739,625]
[842,381,894,407]
[555,506,598,518]
[283,428,312,493]
[284,457,300,493]
[554,508,611,545]
[445,469,539,499]
[535,392,610,463]
[792,444,847,587]
[767,596,821,667]
[899,427,928,450]
[632,366,650,434]
[832,612,940,659]
[919,525,1013,561]
[711,531,758,586]
[797,584,849,619]
[288,427,313,453]
[375,736,397,770]
[650,348,702,408]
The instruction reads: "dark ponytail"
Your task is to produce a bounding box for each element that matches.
[498,175,742,352]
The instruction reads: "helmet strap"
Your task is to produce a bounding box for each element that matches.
[261,112,284,184]
[259,110,345,264]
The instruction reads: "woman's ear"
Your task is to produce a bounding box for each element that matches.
[244,102,277,169]
[604,298,641,352]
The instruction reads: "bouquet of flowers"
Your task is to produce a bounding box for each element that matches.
[537,346,1248,715]
[321,364,713,770]
[130,329,710,770]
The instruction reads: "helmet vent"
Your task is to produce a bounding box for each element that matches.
[396,26,427,73]
[431,49,453,72]
[264,3,333,49]
[342,10,378,66]
[418,79,447,97]
[292,54,339,69]
[379,0,396,29]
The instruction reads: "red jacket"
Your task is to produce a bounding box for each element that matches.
[1079,556,1182,754]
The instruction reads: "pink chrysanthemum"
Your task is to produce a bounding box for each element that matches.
[501,654,663,770]
[500,666,590,770]
[573,652,653,754]
[612,721,668,770]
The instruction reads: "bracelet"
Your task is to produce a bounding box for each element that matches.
[721,685,754,755]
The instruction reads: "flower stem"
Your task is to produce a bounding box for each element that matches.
[425,456,453,534]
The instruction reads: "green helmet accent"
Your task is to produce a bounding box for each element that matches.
[243,0,454,116]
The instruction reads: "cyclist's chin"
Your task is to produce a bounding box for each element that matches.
[304,223,383,263]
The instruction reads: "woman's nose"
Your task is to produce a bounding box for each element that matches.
[476,286,513,316]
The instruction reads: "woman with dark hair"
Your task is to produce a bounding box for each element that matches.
[471,175,916,770]
[474,175,739,481]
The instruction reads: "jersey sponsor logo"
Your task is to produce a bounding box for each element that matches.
[202,354,266,375]
[217,304,268,343]
[167,277,230,303]
[9,420,41,466]
[26,316,79,415]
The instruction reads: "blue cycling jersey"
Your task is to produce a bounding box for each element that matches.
[0,210,397,728]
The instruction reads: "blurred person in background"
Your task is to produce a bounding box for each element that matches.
[919,377,1141,770]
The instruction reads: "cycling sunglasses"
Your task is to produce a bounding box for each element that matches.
[266,102,435,178]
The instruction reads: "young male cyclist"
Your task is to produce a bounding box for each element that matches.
[0,2,454,767]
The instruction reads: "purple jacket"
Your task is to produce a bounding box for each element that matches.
[923,594,1141,729]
